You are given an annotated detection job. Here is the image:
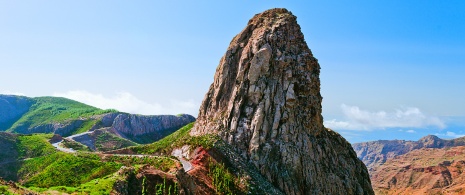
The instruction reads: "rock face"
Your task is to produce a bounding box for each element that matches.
[0,95,33,131]
[102,113,196,143]
[352,135,465,171]
[191,8,373,195]
[370,146,465,194]
[14,119,86,136]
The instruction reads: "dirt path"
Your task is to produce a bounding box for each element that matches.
[172,148,193,172]
[50,132,194,172]
[51,140,76,153]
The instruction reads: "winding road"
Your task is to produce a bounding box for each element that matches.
[172,149,193,172]
[50,131,93,153]
[50,131,194,172]
[52,141,76,153]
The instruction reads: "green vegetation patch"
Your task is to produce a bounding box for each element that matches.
[9,96,117,132]
[0,132,18,162]
[23,153,121,188]
[95,130,138,152]
[104,156,177,172]
[208,158,240,195]
[16,134,56,159]
[27,173,120,195]
[130,123,217,155]
[73,119,100,135]
[74,174,119,195]
[61,139,92,152]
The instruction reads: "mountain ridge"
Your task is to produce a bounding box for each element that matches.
[0,94,196,147]
[353,134,465,171]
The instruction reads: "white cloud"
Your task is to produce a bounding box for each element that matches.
[324,104,446,131]
[53,90,198,116]
[446,131,465,138]
[435,131,465,138]
[0,90,25,96]
[406,130,416,133]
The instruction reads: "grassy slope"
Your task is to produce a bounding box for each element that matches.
[0,131,183,194]
[16,134,57,159]
[8,96,117,133]
[94,130,138,152]
[61,139,92,152]
[126,122,216,155]
[0,133,123,188]
[0,132,18,162]
[24,153,121,188]
[0,95,34,131]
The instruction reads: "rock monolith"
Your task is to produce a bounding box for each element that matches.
[191,8,373,195]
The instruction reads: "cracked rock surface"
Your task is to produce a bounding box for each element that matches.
[191,8,373,195]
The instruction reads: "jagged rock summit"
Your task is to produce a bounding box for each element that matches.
[192,8,373,194]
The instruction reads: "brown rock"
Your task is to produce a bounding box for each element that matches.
[191,8,373,195]
[352,135,465,171]
[370,146,465,194]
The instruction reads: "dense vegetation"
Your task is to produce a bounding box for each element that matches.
[8,96,117,133]
[1,97,210,194]
[94,130,138,151]
[208,158,238,195]
[16,134,56,158]
[130,122,217,155]
[24,153,121,188]
[61,139,92,152]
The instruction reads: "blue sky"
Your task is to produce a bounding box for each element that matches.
[1,1,464,143]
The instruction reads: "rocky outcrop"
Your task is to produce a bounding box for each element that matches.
[352,135,465,171]
[191,8,373,195]
[13,119,85,136]
[102,113,196,144]
[0,95,33,131]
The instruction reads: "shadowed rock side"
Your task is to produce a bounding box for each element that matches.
[191,8,373,195]
[0,95,33,131]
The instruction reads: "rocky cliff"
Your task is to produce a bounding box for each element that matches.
[191,8,373,195]
[101,113,196,143]
[353,135,465,171]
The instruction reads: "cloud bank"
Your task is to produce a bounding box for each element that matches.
[324,104,446,131]
[0,90,25,96]
[53,90,198,116]
[435,131,465,138]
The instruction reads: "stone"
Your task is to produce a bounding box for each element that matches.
[191,8,373,195]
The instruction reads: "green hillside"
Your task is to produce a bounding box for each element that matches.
[0,132,177,194]
[7,96,117,134]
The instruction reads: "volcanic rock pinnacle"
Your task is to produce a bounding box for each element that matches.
[191,8,374,195]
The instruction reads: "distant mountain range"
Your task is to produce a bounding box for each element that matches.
[353,135,465,194]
